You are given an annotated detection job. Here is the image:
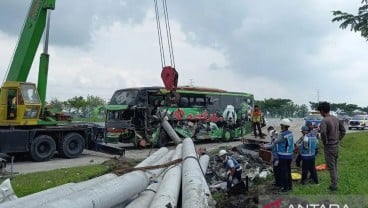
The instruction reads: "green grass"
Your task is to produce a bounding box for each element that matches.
[291,131,368,195]
[1,164,111,197]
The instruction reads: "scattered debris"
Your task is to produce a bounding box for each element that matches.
[205,143,276,208]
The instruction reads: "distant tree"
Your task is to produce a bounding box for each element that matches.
[48,98,64,113]
[309,101,361,115]
[66,96,87,116]
[332,0,368,40]
[361,106,368,114]
[83,95,106,118]
[297,104,309,117]
[256,98,296,118]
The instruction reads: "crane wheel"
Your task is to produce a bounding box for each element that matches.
[30,135,56,162]
[58,133,85,158]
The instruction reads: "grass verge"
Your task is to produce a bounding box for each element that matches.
[1,164,111,197]
[291,131,368,195]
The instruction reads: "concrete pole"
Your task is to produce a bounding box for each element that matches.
[136,147,169,168]
[37,148,173,208]
[2,148,170,208]
[0,173,117,208]
[161,116,182,144]
[199,154,210,175]
[124,182,160,208]
[150,144,182,208]
[182,138,213,208]
[0,179,17,203]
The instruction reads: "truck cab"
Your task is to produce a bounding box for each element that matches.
[0,81,41,126]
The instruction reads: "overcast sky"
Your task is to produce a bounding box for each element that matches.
[0,0,367,107]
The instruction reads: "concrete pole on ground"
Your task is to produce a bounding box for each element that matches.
[0,173,118,208]
[5,148,171,208]
[199,154,210,175]
[150,144,182,208]
[182,138,214,208]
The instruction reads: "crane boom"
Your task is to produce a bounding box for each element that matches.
[0,0,125,162]
[5,0,55,82]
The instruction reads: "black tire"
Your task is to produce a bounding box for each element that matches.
[157,129,169,148]
[30,135,56,162]
[58,133,85,158]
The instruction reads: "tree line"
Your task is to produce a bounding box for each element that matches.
[47,95,106,118]
[47,95,368,120]
[255,98,368,118]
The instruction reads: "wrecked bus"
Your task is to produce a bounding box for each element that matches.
[103,86,254,147]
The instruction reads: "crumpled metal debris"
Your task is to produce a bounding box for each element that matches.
[205,144,272,192]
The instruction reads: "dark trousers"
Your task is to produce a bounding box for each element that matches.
[324,145,339,188]
[227,169,242,189]
[273,160,282,187]
[252,122,262,137]
[301,158,318,184]
[278,158,292,190]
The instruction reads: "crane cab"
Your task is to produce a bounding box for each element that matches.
[0,81,41,126]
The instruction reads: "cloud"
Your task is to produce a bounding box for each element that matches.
[1,0,368,107]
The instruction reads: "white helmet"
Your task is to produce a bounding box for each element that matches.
[219,149,227,157]
[280,118,291,127]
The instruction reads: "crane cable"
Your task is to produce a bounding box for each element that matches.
[153,0,175,68]
[162,0,175,68]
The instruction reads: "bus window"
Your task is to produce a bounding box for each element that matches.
[219,95,234,110]
[193,97,205,107]
[206,95,220,112]
[179,96,189,107]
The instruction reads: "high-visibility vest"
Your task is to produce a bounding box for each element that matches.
[300,132,318,159]
[276,130,294,159]
[251,109,262,122]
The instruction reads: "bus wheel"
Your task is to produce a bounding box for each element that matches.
[59,133,85,158]
[30,135,56,162]
[222,129,232,142]
[157,130,169,147]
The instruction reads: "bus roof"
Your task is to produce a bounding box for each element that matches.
[113,85,253,97]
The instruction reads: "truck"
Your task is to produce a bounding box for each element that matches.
[0,0,110,162]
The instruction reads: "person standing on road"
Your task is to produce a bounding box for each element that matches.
[297,126,319,185]
[318,101,346,192]
[219,149,242,190]
[274,118,294,192]
[251,105,264,138]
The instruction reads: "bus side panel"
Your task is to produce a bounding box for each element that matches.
[0,130,29,153]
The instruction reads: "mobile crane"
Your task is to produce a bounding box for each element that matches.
[0,0,104,162]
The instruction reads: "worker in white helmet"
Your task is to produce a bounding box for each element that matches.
[273,118,294,192]
[219,149,242,190]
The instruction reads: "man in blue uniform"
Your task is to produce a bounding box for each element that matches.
[219,149,242,190]
[274,118,294,192]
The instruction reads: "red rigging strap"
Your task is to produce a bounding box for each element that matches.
[161,66,178,91]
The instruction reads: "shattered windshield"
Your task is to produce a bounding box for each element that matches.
[109,90,138,105]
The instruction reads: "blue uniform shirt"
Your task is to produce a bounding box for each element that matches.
[275,130,294,159]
